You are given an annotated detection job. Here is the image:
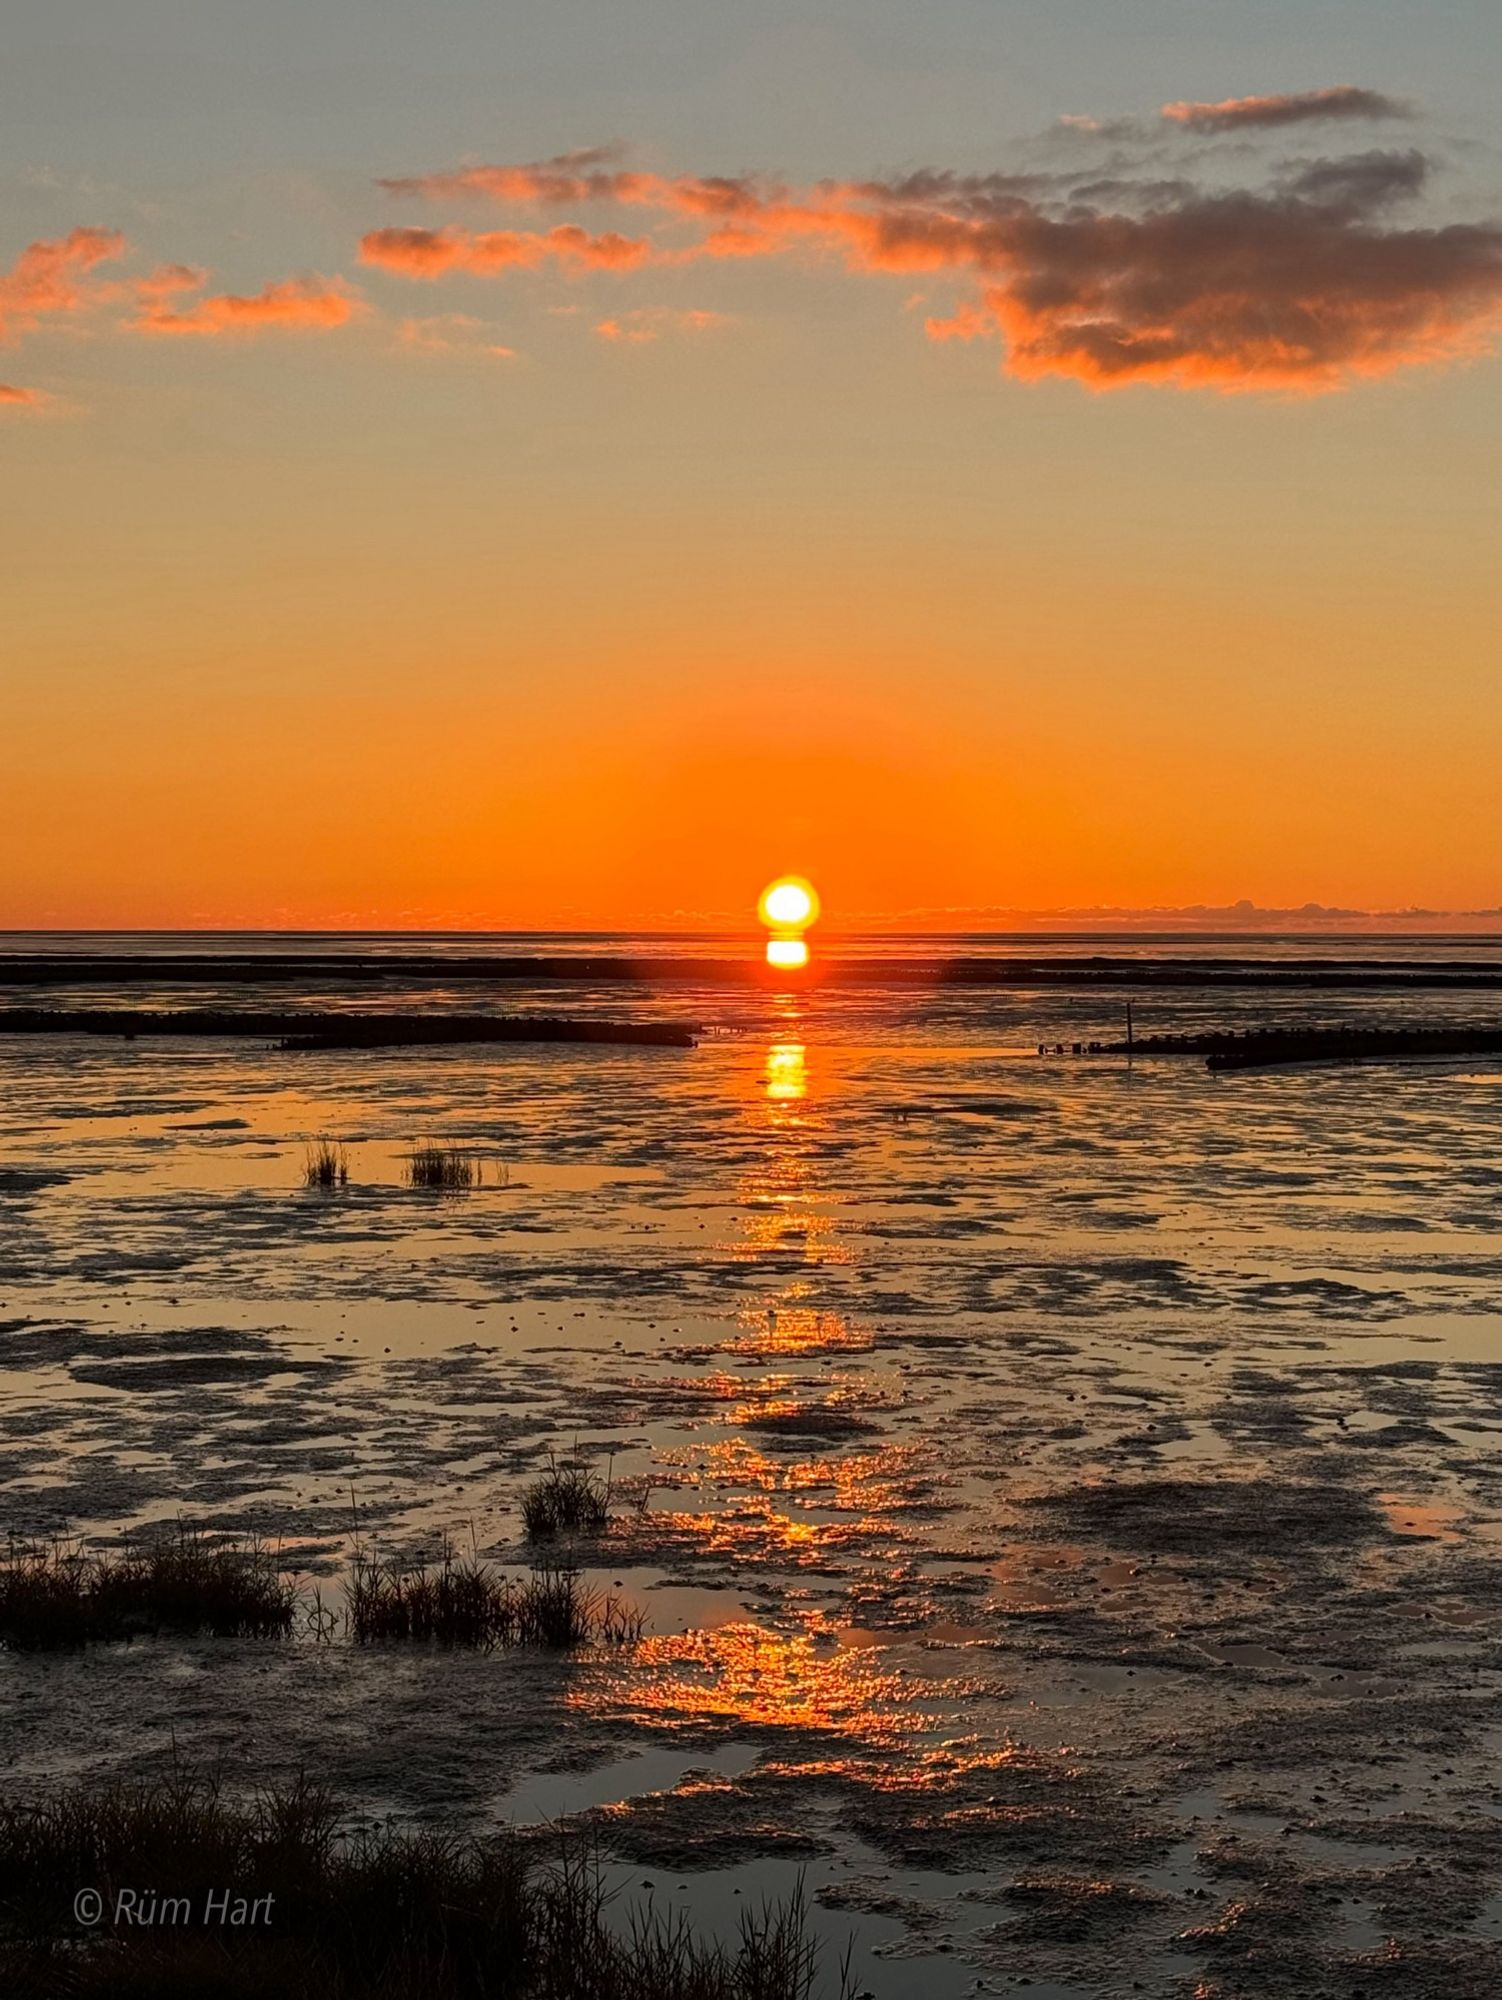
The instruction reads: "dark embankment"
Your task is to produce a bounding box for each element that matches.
[1080,1025,1502,1070]
[0,1009,696,1050]
[5,949,1502,989]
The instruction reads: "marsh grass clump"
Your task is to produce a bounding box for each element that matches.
[142,1528,297,1639]
[349,1543,641,1650]
[0,1771,840,1998]
[348,1544,506,1647]
[521,1452,612,1540]
[302,1138,350,1189]
[0,1528,296,1651]
[407,1141,485,1190]
[0,1538,96,1649]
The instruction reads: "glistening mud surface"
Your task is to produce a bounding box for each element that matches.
[4,973,1502,1997]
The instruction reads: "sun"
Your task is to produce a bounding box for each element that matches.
[758,877,819,975]
[758,877,820,931]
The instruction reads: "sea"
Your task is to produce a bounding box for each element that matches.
[3,933,1502,1997]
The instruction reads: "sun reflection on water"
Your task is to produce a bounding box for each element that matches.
[765,937,810,971]
[725,1307,873,1356]
[764,1041,807,1102]
[657,1437,942,1519]
[629,1494,902,1569]
[569,1620,936,1744]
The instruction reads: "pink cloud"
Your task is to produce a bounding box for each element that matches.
[132,274,358,336]
[0,226,127,340]
[594,306,731,342]
[396,312,517,358]
[923,303,994,343]
[132,263,209,304]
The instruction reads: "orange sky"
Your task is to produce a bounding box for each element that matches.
[3,25,1500,928]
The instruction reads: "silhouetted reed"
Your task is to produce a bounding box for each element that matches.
[0,1529,296,1651]
[0,1770,841,1997]
[521,1452,612,1539]
[407,1142,483,1190]
[302,1137,350,1188]
[348,1542,641,1649]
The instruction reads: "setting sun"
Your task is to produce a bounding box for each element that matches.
[759,878,820,931]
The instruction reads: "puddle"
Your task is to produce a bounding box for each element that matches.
[501,1741,760,1826]
[1380,1495,1466,1541]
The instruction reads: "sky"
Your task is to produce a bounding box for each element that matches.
[3,0,1500,930]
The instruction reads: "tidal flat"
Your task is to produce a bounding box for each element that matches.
[4,967,1502,1997]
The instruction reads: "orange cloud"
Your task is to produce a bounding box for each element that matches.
[0,226,127,340]
[973,187,1502,391]
[923,302,993,343]
[132,262,209,304]
[132,274,358,336]
[359,224,651,278]
[378,147,645,206]
[1161,86,1411,133]
[594,306,730,342]
[683,180,1502,391]
[378,152,778,222]
[368,129,1502,393]
[0,382,49,409]
[396,312,516,358]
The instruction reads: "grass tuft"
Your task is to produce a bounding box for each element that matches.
[348,1541,640,1649]
[407,1141,483,1190]
[0,1771,841,1998]
[0,1528,296,1651]
[3,1509,638,1655]
[521,1452,612,1540]
[302,1138,350,1189]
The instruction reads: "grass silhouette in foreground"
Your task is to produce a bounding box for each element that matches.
[0,1530,296,1650]
[521,1454,612,1539]
[0,1771,843,1999]
[303,1137,350,1188]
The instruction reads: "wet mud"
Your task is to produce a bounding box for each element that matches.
[4,979,1502,1995]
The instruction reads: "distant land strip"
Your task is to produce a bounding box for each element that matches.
[0,1010,697,1050]
[1070,1026,1502,1070]
[4,952,1502,990]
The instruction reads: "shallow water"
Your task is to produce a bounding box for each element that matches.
[4,963,1502,1996]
